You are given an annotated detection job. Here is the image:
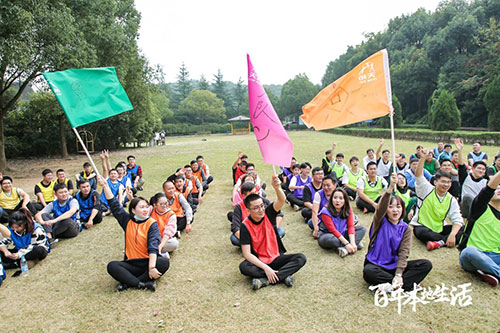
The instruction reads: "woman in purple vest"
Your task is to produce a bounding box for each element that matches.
[363,173,432,291]
[317,188,366,257]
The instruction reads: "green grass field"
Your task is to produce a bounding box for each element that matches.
[0,131,499,332]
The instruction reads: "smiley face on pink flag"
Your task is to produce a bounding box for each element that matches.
[247,54,293,167]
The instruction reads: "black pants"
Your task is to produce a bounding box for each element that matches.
[413,225,463,244]
[80,211,103,227]
[107,256,170,286]
[286,193,304,208]
[227,211,233,223]
[41,213,80,239]
[355,196,381,213]
[176,216,193,231]
[301,207,312,220]
[0,201,37,223]
[239,253,307,281]
[344,187,357,199]
[363,259,433,291]
[1,246,48,268]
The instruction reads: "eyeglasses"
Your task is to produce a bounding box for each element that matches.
[250,204,265,211]
[158,202,169,207]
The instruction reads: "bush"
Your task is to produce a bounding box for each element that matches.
[163,123,231,136]
[485,75,500,130]
[324,127,500,145]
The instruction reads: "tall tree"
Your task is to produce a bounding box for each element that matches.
[485,74,500,130]
[429,89,461,131]
[198,74,210,90]
[233,78,248,116]
[178,90,226,131]
[211,69,233,117]
[279,74,318,120]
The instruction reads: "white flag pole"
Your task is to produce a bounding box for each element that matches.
[72,127,101,178]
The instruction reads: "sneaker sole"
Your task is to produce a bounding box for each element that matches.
[477,270,499,287]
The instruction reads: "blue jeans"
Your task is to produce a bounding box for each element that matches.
[459,246,500,277]
[230,227,286,247]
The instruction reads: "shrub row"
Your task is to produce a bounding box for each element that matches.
[163,123,231,136]
[323,127,500,145]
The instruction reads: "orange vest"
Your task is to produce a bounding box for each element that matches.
[125,217,157,259]
[186,177,198,194]
[192,168,203,183]
[168,193,184,218]
[150,209,175,235]
[175,186,190,200]
[201,164,208,175]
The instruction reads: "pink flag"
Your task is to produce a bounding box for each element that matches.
[247,54,293,167]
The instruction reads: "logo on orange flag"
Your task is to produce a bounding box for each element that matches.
[300,49,392,130]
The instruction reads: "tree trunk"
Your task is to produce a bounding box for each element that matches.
[0,113,7,172]
[201,115,205,132]
[59,116,70,159]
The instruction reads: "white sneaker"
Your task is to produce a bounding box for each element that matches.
[338,247,348,257]
[293,204,301,211]
[357,242,364,250]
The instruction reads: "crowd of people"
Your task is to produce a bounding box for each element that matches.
[1,138,499,293]
[0,152,214,291]
[228,139,500,290]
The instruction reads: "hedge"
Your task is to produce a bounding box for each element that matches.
[163,123,231,136]
[323,127,500,145]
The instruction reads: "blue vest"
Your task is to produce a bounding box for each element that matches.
[292,175,312,198]
[53,197,77,221]
[318,206,347,236]
[127,164,139,175]
[8,223,48,251]
[77,191,97,220]
[470,152,486,163]
[100,179,121,208]
[366,217,408,269]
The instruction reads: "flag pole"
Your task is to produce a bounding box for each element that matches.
[389,111,397,175]
[72,127,101,178]
[272,165,277,176]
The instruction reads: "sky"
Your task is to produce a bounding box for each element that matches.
[135,0,442,85]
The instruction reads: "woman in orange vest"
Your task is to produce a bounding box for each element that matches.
[149,193,178,258]
[98,176,169,292]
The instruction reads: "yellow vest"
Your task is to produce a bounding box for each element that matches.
[0,187,21,210]
[37,181,55,203]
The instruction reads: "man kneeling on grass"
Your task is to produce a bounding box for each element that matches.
[239,174,306,290]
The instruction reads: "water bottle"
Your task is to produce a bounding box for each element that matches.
[20,255,29,277]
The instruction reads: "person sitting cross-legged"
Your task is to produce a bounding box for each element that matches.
[309,175,338,238]
[458,169,500,287]
[301,167,324,221]
[162,180,193,233]
[410,148,464,251]
[99,176,169,292]
[239,175,306,290]
[229,182,285,247]
[0,176,36,223]
[149,193,179,258]
[75,162,97,191]
[317,188,366,257]
[35,183,80,245]
[75,179,102,229]
[286,162,312,211]
[355,162,388,214]
[342,156,365,200]
[363,173,432,291]
[33,169,56,212]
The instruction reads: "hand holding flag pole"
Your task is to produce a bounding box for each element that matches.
[43,67,133,177]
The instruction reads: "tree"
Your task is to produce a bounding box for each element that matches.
[377,94,403,128]
[279,74,318,120]
[485,74,500,130]
[0,1,87,170]
[211,69,232,117]
[198,74,210,90]
[178,90,226,131]
[429,89,461,131]
[233,78,248,116]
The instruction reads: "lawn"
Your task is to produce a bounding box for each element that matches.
[0,130,498,332]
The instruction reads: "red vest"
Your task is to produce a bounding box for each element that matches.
[242,214,279,264]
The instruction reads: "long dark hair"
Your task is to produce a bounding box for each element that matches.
[149,192,166,206]
[327,188,350,219]
[8,208,35,234]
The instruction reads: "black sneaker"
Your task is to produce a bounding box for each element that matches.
[48,238,59,249]
[117,283,129,292]
[284,275,294,287]
[137,186,144,191]
[252,278,269,290]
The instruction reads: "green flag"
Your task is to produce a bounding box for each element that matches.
[43,67,133,128]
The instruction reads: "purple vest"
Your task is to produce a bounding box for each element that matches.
[292,175,311,198]
[317,189,329,209]
[318,206,347,236]
[305,183,321,203]
[366,217,408,270]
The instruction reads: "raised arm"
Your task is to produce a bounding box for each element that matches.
[233,152,242,169]
[415,148,428,177]
[271,175,285,213]
[454,138,465,166]
[375,138,384,160]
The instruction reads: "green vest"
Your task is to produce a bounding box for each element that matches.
[488,165,499,175]
[332,163,345,179]
[424,159,438,175]
[323,157,334,173]
[362,176,383,201]
[347,168,363,188]
[467,206,500,253]
[417,189,452,233]
[395,189,411,207]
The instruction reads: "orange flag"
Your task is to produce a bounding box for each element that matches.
[301,49,392,130]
